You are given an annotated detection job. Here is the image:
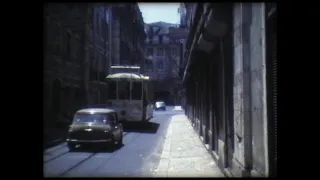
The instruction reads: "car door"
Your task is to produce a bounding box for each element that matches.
[110,112,121,141]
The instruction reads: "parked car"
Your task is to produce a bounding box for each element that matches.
[154,101,166,111]
[66,108,123,151]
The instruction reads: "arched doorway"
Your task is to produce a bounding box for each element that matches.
[154,90,172,105]
[52,79,61,119]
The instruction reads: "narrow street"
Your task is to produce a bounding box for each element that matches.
[43,107,223,177]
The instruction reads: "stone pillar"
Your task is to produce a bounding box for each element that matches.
[199,68,203,136]
[250,3,269,176]
[195,74,200,131]
[208,58,214,151]
[217,39,227,169]
[231,3,253,177]
[202,61,208,143]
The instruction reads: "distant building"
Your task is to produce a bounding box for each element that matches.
[144,22,181,80]
[144,21,187,104]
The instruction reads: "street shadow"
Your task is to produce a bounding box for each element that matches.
[69,144,124,153]
[122,121,159,134]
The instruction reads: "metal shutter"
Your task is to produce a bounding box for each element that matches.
[267,9,277,176]
[271,32,277,176]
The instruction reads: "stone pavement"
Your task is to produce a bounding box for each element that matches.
[153,114,224,177]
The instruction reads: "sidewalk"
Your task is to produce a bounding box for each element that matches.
[172,106,183,111]
[154,114,224,177]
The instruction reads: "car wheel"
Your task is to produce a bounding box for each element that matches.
[67,143,77,151]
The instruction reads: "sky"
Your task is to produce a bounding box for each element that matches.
[138,3,180,24]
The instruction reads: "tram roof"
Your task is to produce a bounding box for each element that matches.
[111,66,140,69]
[106,73,149,81]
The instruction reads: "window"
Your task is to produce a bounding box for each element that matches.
[96,13,99,35]
[106,8,110,24]
[159,35,163,44]
[107,81,117,99]
[157,59,164,69]
[171,48,177,57]
[146,59,153,70]
[94,51,99,70]
[131,82,142,100]
[100,53,105,72]
[157,48,164,56]
[88,7,94,30]
[152,36,158,44]
[66,32,72,61]
[163,35,169,44]
[118,81,130,100]
[89,48,94,67]
[147,48,153,56]
[105,23,109,41]
[101,20,105,40]
[75,88,82,99]
[100,18,103,36]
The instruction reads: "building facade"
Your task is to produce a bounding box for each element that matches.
[110,3,146,71]
[87,4,112,105]
[44,3,105,124]
[44,3,146,128]
[182,3,277,177]
[144,22,185,104]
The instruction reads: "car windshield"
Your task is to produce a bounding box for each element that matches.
[72,113,108,124]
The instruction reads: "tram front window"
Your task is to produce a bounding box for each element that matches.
[131,82,142,100]
[118,81,130,100]
[107,81,117,99]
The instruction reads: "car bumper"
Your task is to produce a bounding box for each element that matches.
[66,139,111,143]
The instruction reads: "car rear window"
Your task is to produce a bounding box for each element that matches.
[73,113,108,124]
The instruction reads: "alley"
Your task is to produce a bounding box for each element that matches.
[43,107,222,177]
